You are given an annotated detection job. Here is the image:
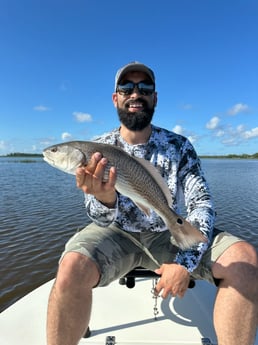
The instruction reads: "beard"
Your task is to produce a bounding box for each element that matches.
[117,99,155,131]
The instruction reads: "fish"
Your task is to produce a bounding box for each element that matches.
[43,141,207,249]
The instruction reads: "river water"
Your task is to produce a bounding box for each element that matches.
[0,157,258,312]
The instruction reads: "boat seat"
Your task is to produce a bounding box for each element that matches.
[118,266,195,289]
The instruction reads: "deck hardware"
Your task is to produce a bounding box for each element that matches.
[83,327,91,338]
[201,338,213,344]
[151,278,160,320]
[106,335,116,345]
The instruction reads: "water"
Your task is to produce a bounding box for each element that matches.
[0,158,89,312]
[201,159,258,243]
[0,157,258,312]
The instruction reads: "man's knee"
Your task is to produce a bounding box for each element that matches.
[213,241,258,295]
[56,252,100,290]
[234,241,258,266]
[232,242,258,287]
[213,241,257,280]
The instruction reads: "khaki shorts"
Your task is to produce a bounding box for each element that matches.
[61,223,243,287]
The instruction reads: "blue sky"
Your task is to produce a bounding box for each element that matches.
[1,0,257,156]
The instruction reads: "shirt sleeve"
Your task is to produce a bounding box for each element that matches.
[85,193,118,227]
[174,139,216,272]
[174,242,209,272]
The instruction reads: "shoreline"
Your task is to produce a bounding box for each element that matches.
[1,153,258,160]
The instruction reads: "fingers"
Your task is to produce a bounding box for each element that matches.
[76,152,104,191]
[89,154,106,179]
[155,280,188,299]
[75,153,117,206]
[76,152,102,189]
[154,264,190,299]
[106,166,117,189]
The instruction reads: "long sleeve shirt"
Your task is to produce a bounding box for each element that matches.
[85,125,216,272]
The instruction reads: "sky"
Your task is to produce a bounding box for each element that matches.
[0,0,258,156]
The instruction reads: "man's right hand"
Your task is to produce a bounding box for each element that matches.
[76,152,117,208]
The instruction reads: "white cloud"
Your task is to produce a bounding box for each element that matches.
[0,140,7,151]
[61,132,72,140]
[33,105,51,112]
[172,125,197,143]
[236,124,245,132]
[242,127,258,139]
[172,125,184,135]
[214,123,258,147]
[73,112,93,123]
[215,130,225,137]
[187,135,197,144]
[228,103,249,116]
[206,116,220,130]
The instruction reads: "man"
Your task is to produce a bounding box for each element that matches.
[47,62,258,345]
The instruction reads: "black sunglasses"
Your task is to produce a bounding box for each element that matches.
[116,81,155,96]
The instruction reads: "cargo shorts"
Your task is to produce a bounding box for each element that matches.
[60,223,243,287]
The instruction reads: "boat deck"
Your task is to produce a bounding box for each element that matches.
[0,277,257,345]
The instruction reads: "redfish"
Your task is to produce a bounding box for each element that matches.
[43,141,206,249]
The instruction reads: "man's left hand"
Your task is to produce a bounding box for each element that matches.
[154,263,190,299]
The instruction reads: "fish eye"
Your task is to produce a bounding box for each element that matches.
[51,147,58,153]
[176,218,183,225]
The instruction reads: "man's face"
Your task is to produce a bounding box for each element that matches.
[112,71,157,131]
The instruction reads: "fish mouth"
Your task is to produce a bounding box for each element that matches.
[42,151,55,165]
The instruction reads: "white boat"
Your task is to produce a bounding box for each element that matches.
[0,272,257,345]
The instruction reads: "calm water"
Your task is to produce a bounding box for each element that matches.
[0,157,258,312]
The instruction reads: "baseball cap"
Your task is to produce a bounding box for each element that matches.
[114,61,155,91]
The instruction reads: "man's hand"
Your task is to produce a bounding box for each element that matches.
[154,263,190,299]
[76,152,117,208]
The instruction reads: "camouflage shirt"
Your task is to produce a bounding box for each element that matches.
[85,125,216,272]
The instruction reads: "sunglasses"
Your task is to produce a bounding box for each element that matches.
[116,81,155,96]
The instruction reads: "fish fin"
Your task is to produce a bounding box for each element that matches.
[133,157,173,208]
[135,202,151,217]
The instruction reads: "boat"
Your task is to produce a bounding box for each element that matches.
[0,270,257,345]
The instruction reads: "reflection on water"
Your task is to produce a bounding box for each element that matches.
[0,158,257,312]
